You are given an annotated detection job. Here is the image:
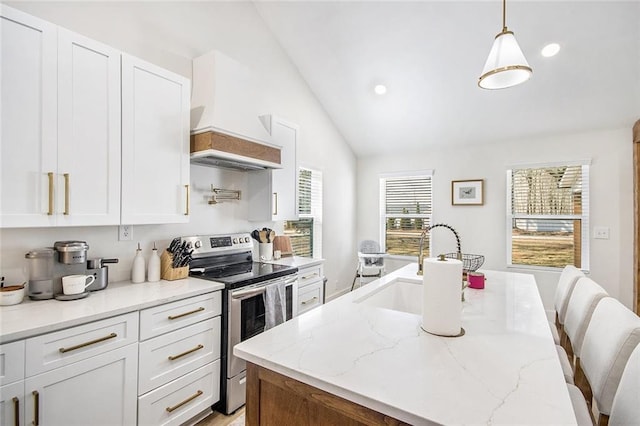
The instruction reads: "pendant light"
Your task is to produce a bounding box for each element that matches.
[478,0,532,89]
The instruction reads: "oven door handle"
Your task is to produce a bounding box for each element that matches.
[231,276,297,300]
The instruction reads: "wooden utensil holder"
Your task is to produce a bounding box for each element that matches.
[160,250,188,281]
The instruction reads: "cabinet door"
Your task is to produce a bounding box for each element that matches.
[0,5,57,228]
[121,54,190,225]
[0,381,25,426]
[57,29,121,226]
[247,115,298,222]
[24,344,138,426]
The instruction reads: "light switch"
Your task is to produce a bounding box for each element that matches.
[593,227,610,240]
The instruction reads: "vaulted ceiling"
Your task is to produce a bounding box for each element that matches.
[255,1,640,157]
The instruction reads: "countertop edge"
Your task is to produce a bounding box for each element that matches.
[0,278,224,344]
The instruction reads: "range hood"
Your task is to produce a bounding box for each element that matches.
[190,51,281,170]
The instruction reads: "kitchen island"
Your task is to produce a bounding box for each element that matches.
[234,264,577,425]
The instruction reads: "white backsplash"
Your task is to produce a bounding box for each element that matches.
[0,164,282,285]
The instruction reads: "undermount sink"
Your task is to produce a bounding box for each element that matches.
[354,277,422,315]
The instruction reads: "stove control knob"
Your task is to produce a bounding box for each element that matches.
[194,240,202,249]
[244,237,250,243]
[233,238,239,244]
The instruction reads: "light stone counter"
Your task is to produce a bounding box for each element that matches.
[234,264,576,425]
[264,255,324,269]
[0,278,224,343]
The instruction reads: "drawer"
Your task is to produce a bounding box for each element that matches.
[298,280,323,314]
[0,340,25,385]
[138,360,220,426]
[140,292,221,341]
[298,264,323,289]
[25,312,138,377]
[139,317,221,394]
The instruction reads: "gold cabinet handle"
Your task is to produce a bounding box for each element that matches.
[302,296,318,305]
[12,397,19,426]
[273,192,278,215]
[47,172,54,215]
[301,273,318,280]
[184,184,190,216]
[165,390,203,413]
[167,307,204,320]
[168,344,204,361]
[59,332,117,353]
[32,391,39,426]
[63,173,70,215]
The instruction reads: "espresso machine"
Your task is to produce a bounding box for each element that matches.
[25,241,118,299]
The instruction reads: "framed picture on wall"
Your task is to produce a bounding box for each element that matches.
[452,179,484,205]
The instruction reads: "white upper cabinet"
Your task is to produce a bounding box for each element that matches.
[0,5,57,228]
[57,29,122,226]
[121,54,191,225]
[0,6,121,227]
[248,115,298,222]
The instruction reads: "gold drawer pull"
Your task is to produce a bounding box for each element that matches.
[301,273,318,280]
[12,397,19,426]
[165,390,203,413]
[47,172,54,215]
[59,332,117,353]
[168,307,204,320]
[168,344,204,361]
[302,296,318,305]
[32,391,39,426]
[273,192,278,215]
[63,173,70,215]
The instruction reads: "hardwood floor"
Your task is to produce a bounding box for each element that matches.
[196,407,245,426]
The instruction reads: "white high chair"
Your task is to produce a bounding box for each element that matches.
[350,240,387,291]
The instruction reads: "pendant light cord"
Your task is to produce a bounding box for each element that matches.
[502,0,507,32]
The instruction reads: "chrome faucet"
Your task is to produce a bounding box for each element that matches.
[416,223,462,276]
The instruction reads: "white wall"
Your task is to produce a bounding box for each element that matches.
[357,127,634,309]
[1,2,357,297]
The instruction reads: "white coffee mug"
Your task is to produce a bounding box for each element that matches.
[62,274,95,295]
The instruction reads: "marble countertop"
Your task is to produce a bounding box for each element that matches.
[234,264,576,425]
[0,278,224,343]
[265,255,324,269]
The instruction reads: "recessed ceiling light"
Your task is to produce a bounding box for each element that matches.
[541,43,561,58]
[374,84,387,95]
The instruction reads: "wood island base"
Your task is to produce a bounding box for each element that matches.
[245,362,409,426]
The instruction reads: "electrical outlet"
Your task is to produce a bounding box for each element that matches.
[119,225,133,241]
[593,227,610,240]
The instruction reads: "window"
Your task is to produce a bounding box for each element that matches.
[507,162,589,270]
[284,168,323,258]
[380,171,433,257]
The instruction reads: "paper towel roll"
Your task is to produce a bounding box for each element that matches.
[422,257,463,336]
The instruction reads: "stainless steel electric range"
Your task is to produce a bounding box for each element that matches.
[181,233,298,415]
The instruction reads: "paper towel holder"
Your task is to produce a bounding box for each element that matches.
[421,326,466,338]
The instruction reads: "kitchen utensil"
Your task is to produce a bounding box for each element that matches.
[269,230,275,243]
[25,248,55,300]
[86,258,119,291]
[251,230,260,242]
[259,243,273,261]
[0,283,25,306]
[259,230,267,243]
[62,274,96,295]
[273,236,293,257]
[468,272,485,289]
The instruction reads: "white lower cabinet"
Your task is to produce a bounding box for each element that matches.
[138,291,222,426]
[0,380,25,426]
[297,262,325,315]
[24,343,138,426]
[138,361,219,426]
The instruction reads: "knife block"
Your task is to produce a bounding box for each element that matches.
[160,250,189,281]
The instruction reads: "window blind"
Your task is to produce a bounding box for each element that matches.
[284,167,322,258]
[380,173,433,257]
